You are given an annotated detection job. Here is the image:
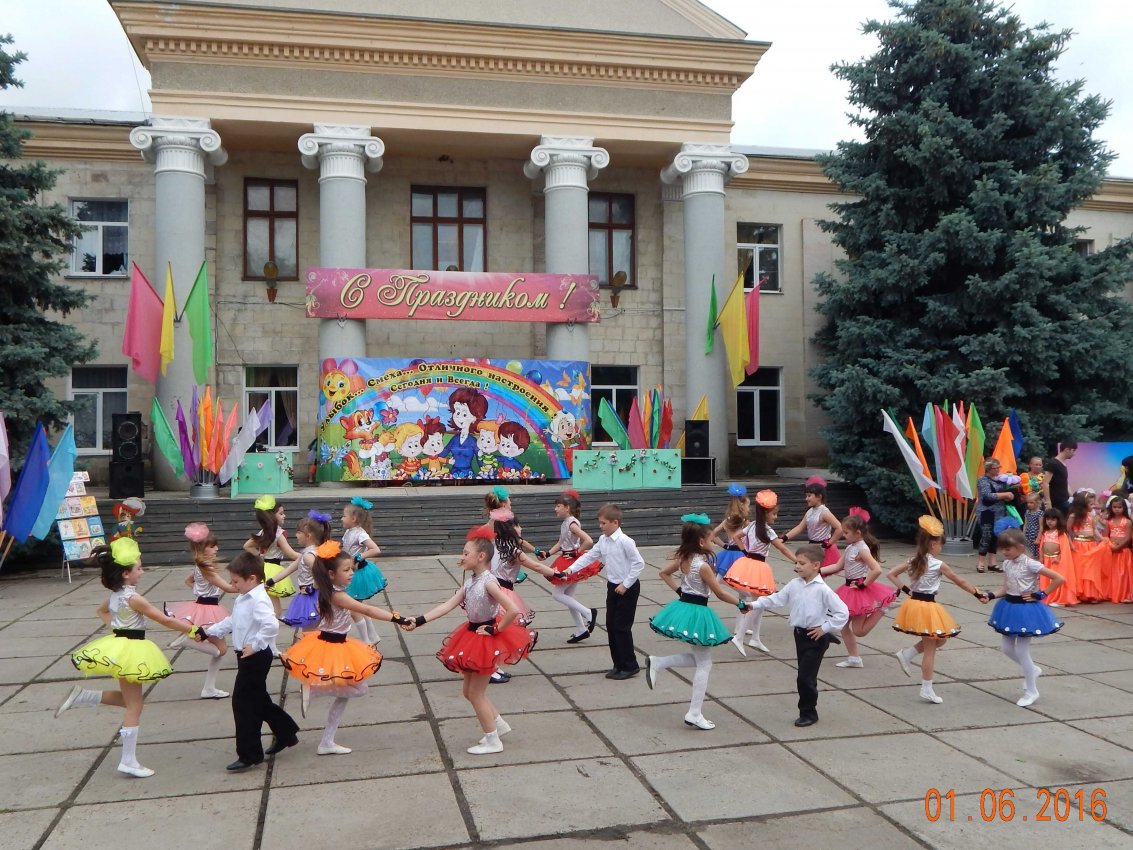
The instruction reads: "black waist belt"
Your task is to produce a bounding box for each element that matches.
[264,558,281,565]
[560,550,578,558]
[679,593,709,606]
[742,552,767,561]
[1004,594,1035,604]
[468,619,494,632]
[844,579,865,587]
[299,585,315,595]
[911,591,936,602]
[723,543,740,551]
[497,578,515,590]
[317,631,346,643]
[809,539,833,547]
[113,628,145,640]
[196,596,220,605]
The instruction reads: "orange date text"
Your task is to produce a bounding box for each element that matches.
[924,788,1107,823]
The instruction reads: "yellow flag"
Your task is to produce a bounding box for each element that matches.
[718,273,750,387]
[675,395,709,454]
[159,262,176,375]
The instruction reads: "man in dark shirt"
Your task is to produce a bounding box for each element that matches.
[1043,440,1078,509]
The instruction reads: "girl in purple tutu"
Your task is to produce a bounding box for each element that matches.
[820,509,896,669]
[273,513,332,637]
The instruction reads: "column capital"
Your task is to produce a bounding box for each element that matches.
[524,136,610,188]
[129,117,227,176]
[298,124,385,180]
[660,142,749,198]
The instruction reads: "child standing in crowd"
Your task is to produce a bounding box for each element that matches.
[821,510,896,669]
[542,490,600,644]
[889,516,988,705]
[57,539,204,778]
[647,514,746,730]
[1068,491,1105,602]
[413,527,537,755]
[244,495,301,617]
[273,514,331,635]
[986,528,1064,707]
[1039,509,1078,607]
[784,478,842,567]
[1023,493,1044,558]
[165,523,234,698]
[747,544,848,727]
[1102,495,1133,603]
[724,489,793,655]
[203,552,300,771]
[711,483,750,577]
[559,504,645,680]
[341,496,387,646]
[1020,457,1047,507]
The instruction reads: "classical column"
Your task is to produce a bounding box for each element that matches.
[524,136,609,362]
[299,124,384,362]
[661,143,749,476]
[130,117,227,491]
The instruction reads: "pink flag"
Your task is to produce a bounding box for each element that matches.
[625,396,648,450]
[744,285,760,375]
[121,263,163,384]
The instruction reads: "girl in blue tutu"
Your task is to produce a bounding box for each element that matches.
[711,483,749,577]
[646,514,748,731]
[341,496,388,646]
[57,539,206,778]
[986,527,1064,707]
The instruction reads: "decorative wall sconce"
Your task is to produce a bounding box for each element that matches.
[609,270,628,308]
[263,260,279,303]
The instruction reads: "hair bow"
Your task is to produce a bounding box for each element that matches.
[315,540,342,559]
[562,488,580,500]
[184,523,210,543]
[918,515,944,538]
[254,495,277,512]
[755,490,778,510]
[848,506,871,523]
[491,485,510,501]
[805,475,827,487]
[110,537,141,567]
[680,513,711,526]
[727,482,748,498]
[467,525,495,540]
[351,496,373,510]
[489,507,514,522]
[308,510,331,523]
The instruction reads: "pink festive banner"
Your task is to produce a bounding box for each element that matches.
[305,268,600,324]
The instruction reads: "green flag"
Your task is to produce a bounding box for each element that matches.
[182,261,213,385]
[705,274,717,355]
[964,403,986,496]
[150,397,185,477]
[597,397,631,450]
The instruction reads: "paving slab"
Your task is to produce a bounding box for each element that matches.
[0,748,101,809]
[294,681,427,731]
[0,807,58,850]
[272,719,445,784]
[970,673,1133,721]
[422,672,573,719]
[586,701,770,754]
[849,682,1048,731]
[439,709,611,768]
[699,808,919,850]
[0,706,120,755]
[720,690,914,741]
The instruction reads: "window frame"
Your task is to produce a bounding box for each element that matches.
[243,178,299,281]
[410,186,488,272]
[737,223,782,294]
[590,365,639,447]
[588,192,636,289]
[736,367,785,447]
[68,365,129,455]
[69,199,129,277]
[243,365,300,452]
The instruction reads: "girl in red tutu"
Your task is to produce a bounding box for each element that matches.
[784,478,842,567]
[1068,491,1106,602]
[1102,496,1133,603]
[413,527,538,755]
[1039,509,1078,606]
[724,489,793,655]
[543,489,600,643]
[821,509,896,669]
[165,523,235,698]
[281,541,410,755]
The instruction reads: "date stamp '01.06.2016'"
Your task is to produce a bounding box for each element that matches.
[925,788,1107,823]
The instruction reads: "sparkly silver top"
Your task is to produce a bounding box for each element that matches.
[492,548,521,583]
[319,585,353,633]
[463,571,501,623]
[261,528,286,561]
[558,517,582,552]
[110,585,145,631]
[843,541,869,581]
[1003,555,1043,596]
[192,565,221,599]
[296,545,316,587]
[805,507,831,541]
[909,555,943,595]
[342,527,372,558]
[678,555,711,598]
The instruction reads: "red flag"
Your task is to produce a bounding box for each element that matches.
[121,262,163,384]
[626,396,648,450]
[935,406,964,499]
[744,285,760,375]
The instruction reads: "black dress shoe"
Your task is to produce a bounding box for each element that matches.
[586,608,598,634]
[265,736,299,756]
[226,759,264,771]
[609,669,639,680]
[793,716,818,727]
[604,668,620,679]
[566,632,590,644]
[827,635,841,645]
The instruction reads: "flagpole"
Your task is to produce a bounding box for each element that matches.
[0,531,13,571]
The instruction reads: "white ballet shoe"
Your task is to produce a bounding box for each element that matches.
[200,688,230,700]
[919,687,943,704]
[117,763,155,778]
[317,743,352,755]
[746,638,770,653]
[835,657,863,668]
[495,717,511,736]
[645,656,658,690]
[683,712,715,730]
[467,733,503,754]
[55,685,84,718]
[1016,691,1040,708]
[730,635,747,657]
[745,629,754,635]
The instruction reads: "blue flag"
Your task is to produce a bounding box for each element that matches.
[1007,409,1025,453]
[30,425,77,540]
[2,423,51,542]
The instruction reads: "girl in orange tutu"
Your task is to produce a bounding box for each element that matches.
[413,527,538,755]
[1039,509,1078,606]
[281,541,409,755]
[724,489,794,655]
[1068,491,1106,602]
[783,478,842,567]
[543,490,600,643]
[1102,496,1133,603]
[888,516,989,705]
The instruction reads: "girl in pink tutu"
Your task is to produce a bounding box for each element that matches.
[165,523,235,698]
[724,489,794,655]
[820,510,896,668]
[543,489,600,643]
[412,527,538,755]
[784,478,842,566]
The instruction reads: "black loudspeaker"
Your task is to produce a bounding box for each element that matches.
[685,419,710,458]
[109,460,145,499]
[682,457,717,486]
[112,412,143,462]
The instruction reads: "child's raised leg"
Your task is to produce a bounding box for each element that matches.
[895,639,924,677]
[552,584,592,638]
[464,672,503,754]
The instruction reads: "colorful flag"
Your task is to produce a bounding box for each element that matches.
[2,423,50,542]
[29,425,76,540]
[965,404,986,497]
[175,401,197,480]
[121,262,163,384]
[641,388,654,447]
[159,262,176,376]
[935,406,964,500]
[718,272,750,386]
[255,398,273,439]
[659,398,674,449]
[219,406,261,484]
[183,261,213,385]
[207,399,225,474]
[151,398,185,479]
[991,417,1017,473]
[705,274,717,355]
[921,403,944,488]
[744,283,760,375]
[883,410,939,494]
[596,398,630,450]
[1008,409,1025,454]
[649,387,662,449]
[625,395,648,450]
[904,416,938,501]
[0,413,10,526]
[951,404,973,499]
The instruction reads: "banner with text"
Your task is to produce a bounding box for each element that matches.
[305,268,600,323]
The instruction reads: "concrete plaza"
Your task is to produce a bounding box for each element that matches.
[3,543,1133,849]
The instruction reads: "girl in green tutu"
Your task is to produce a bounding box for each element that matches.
[646,514,749,730]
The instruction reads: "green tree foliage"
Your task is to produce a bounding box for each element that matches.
[811,0,1133,531]
[0,36,95,455]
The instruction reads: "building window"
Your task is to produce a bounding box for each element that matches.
[244,179,298,280]
[737,223,781,293]
[411,187,486,272]
[245,366,299,450]
[70,366,128,452]
[589,193,635,287]
[71,200,128,276]
[591,365,638,445]
[1074,239,1095,257]
[737,367,783,446]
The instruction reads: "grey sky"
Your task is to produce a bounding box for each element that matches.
[3,0,1131,174]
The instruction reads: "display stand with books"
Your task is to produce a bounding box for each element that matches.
[54,472,106,583]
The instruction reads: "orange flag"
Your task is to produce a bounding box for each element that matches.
[199,386,214,468]
[208,399,225,474]
[991,417,1017,473]
[905,416,937,501]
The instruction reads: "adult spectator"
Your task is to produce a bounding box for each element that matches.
[976,458,1012,573]
[1043,440,1078,510]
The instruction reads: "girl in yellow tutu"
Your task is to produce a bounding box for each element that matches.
[56,539,206,778]
[244,495,302,617]
[281,541,412,754]
[888,516,989,704]
[724,489,794,655]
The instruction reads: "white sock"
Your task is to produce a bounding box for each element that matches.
[1016,637,1040,694]
[480,730,500,746]
[203,656,222,692]
[119,726,141,767]
[747,608,764,641]
[321,697,350,749]
[688,648,712,717]
[921,679,935,691]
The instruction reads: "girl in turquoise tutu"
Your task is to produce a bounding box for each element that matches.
[56,539,206,778]
[646,514,749,731]
[341,496,388,646]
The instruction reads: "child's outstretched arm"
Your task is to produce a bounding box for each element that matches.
[331,590,413,627]
[770,537,794,562]
[267,552,307,587]
[940,563,990,603]
[515,550,557,578]
[415,588,466,626]
[127,593,203,636]
[276,535,302,562]
[819,551,847,578]
[701,561,742,608]
[782,517,806,541]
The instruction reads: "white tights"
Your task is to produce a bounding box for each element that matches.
[651,646,713,716]
[319,683,367,748]
[1000,635,1040,694]
[551,584,591,633]
[734,608,764,640]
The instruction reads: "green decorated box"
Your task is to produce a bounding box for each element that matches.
[640,449,682,488]
[231,453,294,497]
[610,450,644,490]
[570,450,614,491]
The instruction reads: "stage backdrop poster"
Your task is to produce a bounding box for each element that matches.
[1063,442,1133,497]
[316,358,590,483]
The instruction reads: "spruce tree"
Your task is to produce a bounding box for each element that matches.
[811,0,1133,531]
[0,36,95,455]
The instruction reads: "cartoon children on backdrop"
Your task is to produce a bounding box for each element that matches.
[475,419,503,479]
[420,417,452,479]
[442,387,488,478]
[393,422,425,480]
[498,422,542,480]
